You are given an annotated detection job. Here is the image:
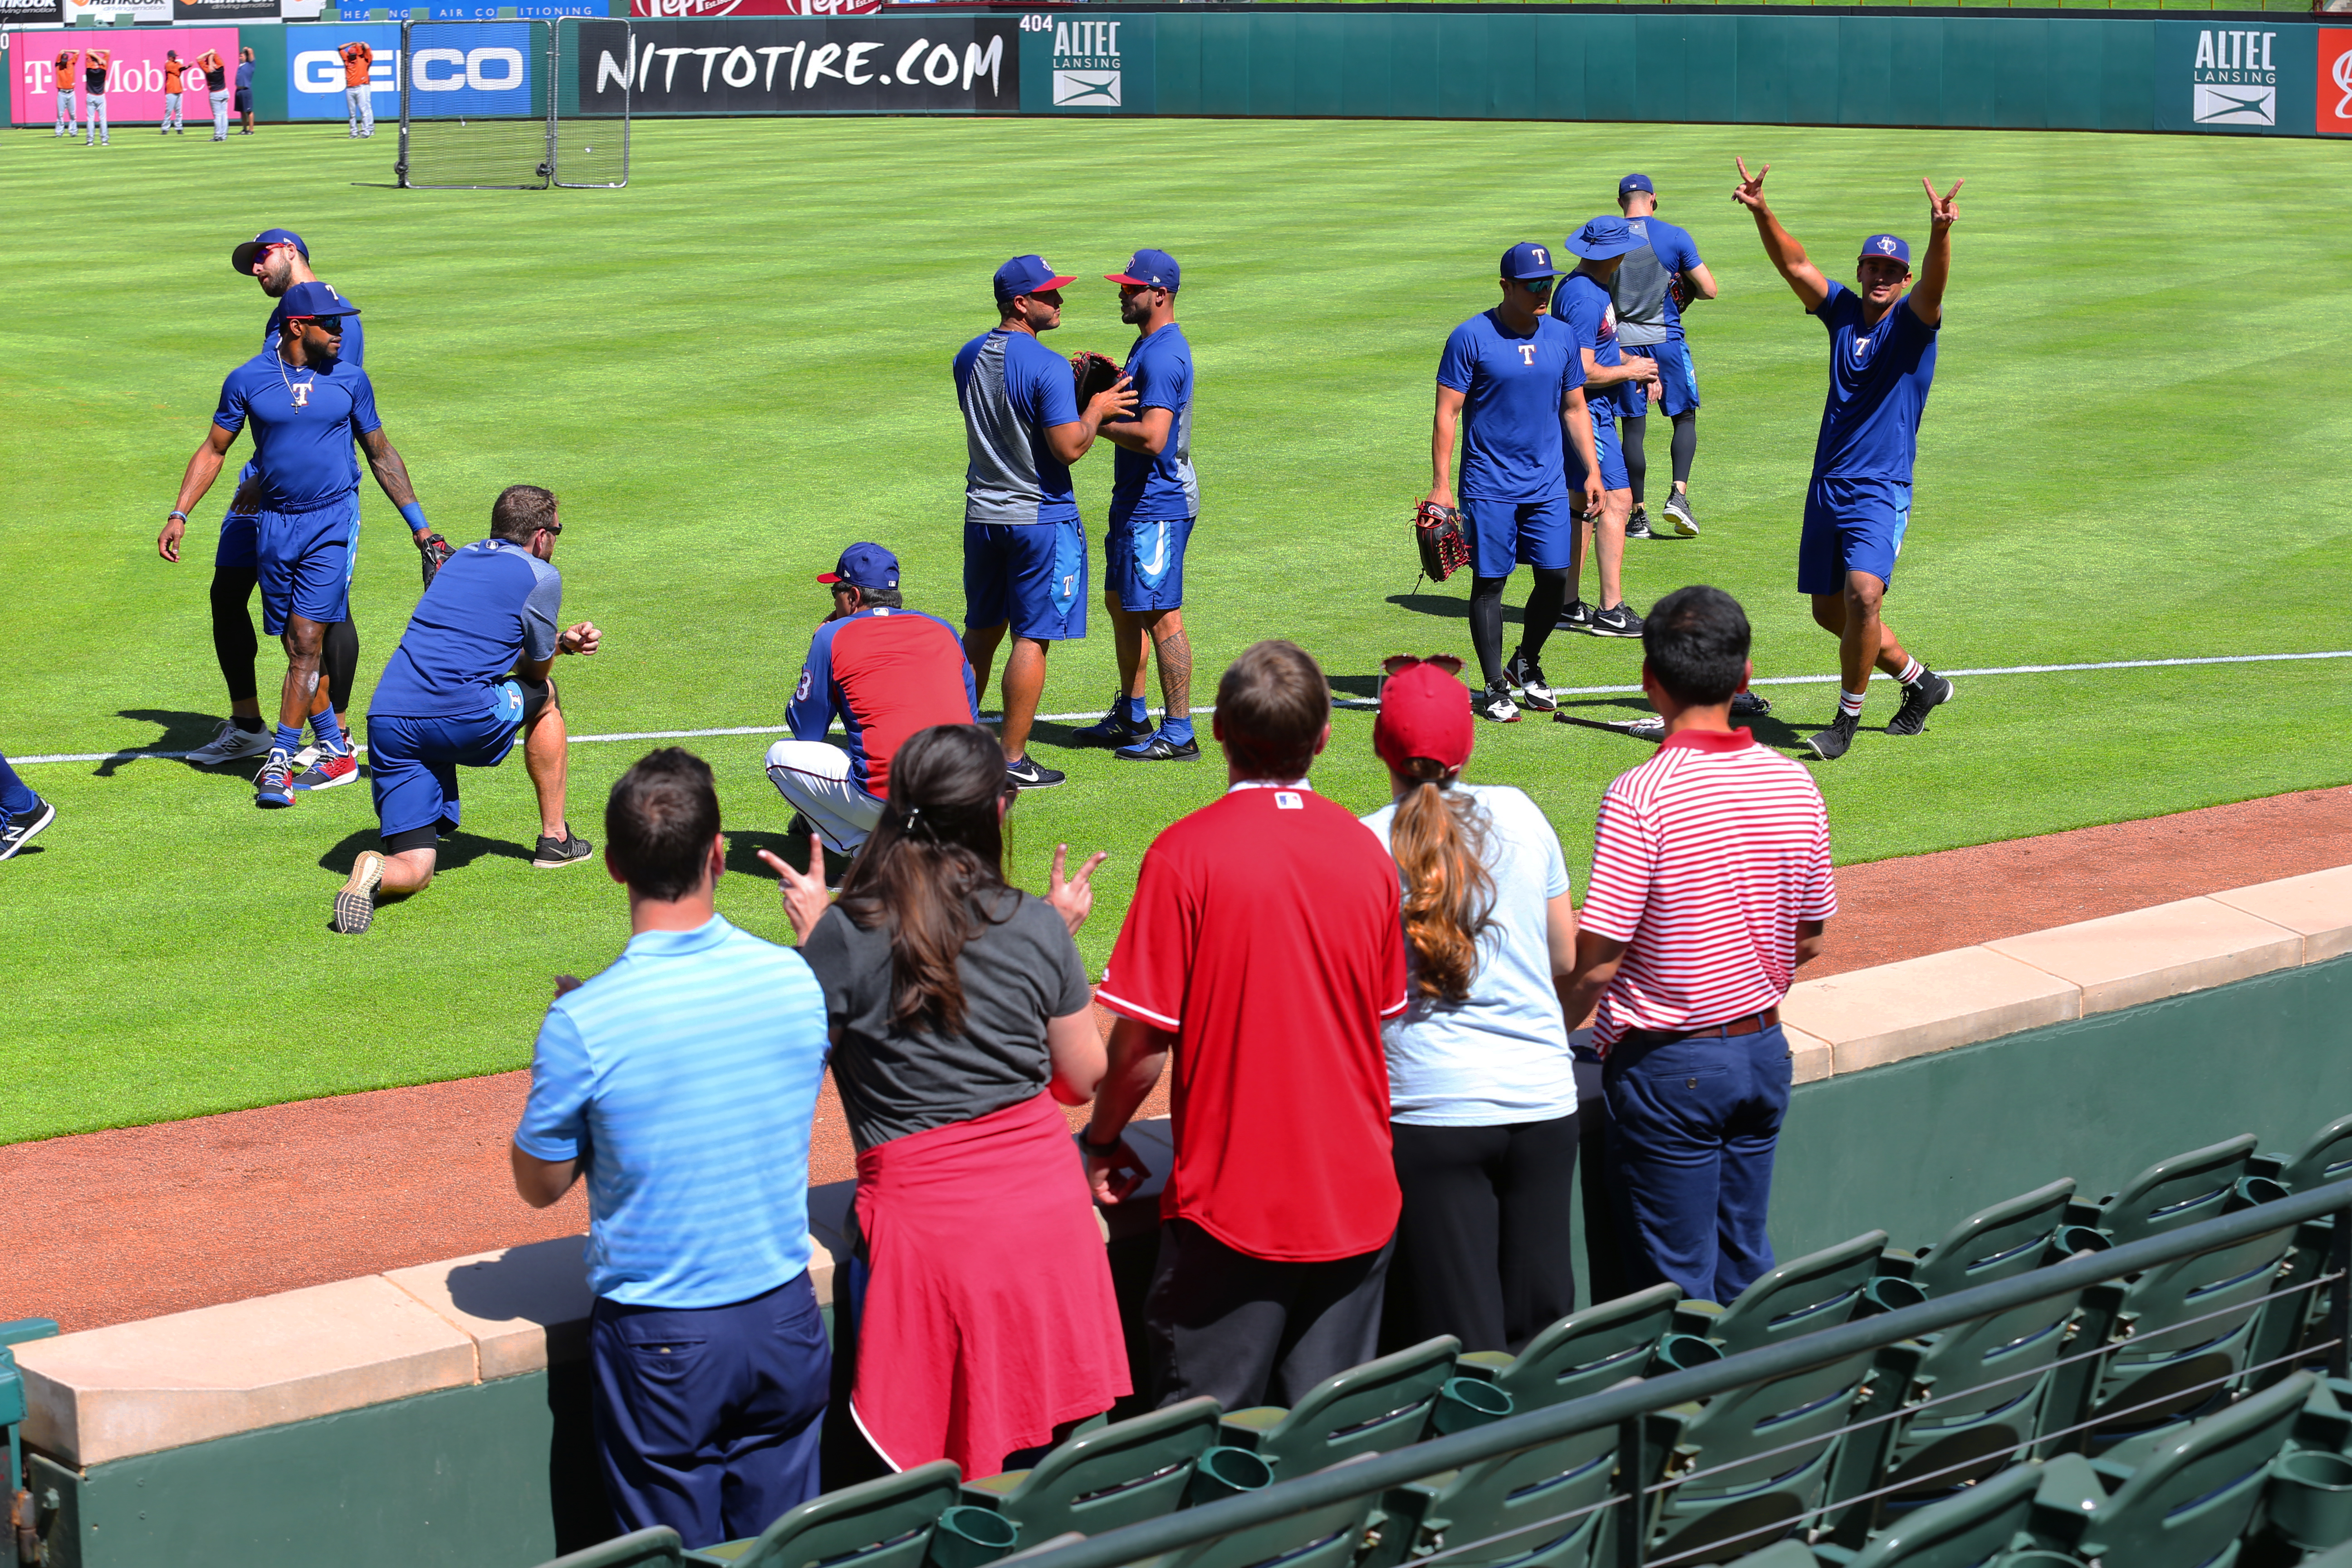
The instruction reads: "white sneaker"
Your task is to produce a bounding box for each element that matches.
[186,720,274,766]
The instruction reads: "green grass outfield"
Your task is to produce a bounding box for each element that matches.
[2,116,2347,1144]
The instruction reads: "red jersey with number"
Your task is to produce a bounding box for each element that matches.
[1098,782,1408,1263]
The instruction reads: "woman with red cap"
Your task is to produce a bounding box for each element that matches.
[1360,657,1584,1354]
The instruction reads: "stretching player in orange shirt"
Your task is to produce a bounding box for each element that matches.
[340,40,376,138]
[81,45,112,147]
[162,50,188,136]
[53,46,79,138]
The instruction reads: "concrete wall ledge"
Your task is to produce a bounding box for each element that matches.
[19,867,2352,1473]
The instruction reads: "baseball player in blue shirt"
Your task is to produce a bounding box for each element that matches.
[1429,243,1607,723]
[1551,218,1661,641]
[954,255,1136,790]
[1075,249,1201,762]
[332,485,600,934]
[163,280,440,808]
[1736,160,1962,761]
[1611,175,1718,540]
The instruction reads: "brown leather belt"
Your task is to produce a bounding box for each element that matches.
[1619,1007,1780,1048]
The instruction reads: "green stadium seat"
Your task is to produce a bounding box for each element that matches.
[1642,1233,1891,1564]
[1,1320,58,1505]
[1362,1410,1659,1568]
[1827,1182,2081,1527]
[537,1527,684,1568]
[2246,1112,2352,1383]
[1137,1462,1377,1568]
[1452,1284,1684,1415]
[959,1398,1224,1546]
[2028,1370,2320,1567]
[684,1461,962,1568]
[2254,1112,2352,1194]
[2057,1138,2301,1445]
[1217,1337,1460,1478]
[1808,1462,2045,1566]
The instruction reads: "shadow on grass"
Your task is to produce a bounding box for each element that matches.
[105,709,245,779]
[726,827,852,886]
[1387,591,1523,624]
[316,827,531,877]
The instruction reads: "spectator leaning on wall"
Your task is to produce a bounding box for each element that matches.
[1086,640,1411,1410]
[1560,585,1835,1307]
[511,748,833,1549]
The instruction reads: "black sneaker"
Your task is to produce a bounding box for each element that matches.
[1114,733,1202,763]
[1004,755,1067,789]
[1808,712,1860,761]
[1558,599,1596,634]
[1662,491,1700,537]
[1886,671,1955,736]
[1590,603,1645,639]
[1731,690,1771,718]
[533,825,596,868]
[1504,651,1556,711]
[1625,507,1654,540]
[1475,681,1522,724]
[1071,706,1153,748]
[0,797,56,861]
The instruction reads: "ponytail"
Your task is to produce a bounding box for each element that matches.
[1387,760,1495,1004]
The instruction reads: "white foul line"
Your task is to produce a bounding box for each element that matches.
[15,648,2351,767]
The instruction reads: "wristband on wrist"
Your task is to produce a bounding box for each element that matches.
[167,510,188,522]
[399,502,430,534]
[1079,1130,1125,1158]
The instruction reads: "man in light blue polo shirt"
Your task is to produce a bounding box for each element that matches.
[512,747,831,1548]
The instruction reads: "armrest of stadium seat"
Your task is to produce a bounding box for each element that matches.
[1215,1408,1286,1449]
[960,1471,1030,1508]
[1670,1300,1725,1340]
[1451,1351,1512,1382]
[2028,1453,2108,1549]
[1358,1478,1452,1568]
[0,1321,58,1351]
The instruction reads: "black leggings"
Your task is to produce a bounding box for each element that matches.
[1382,1113,1581,1356]
[1620,412,1698,505]
[209,564,358,712]
[1468,569,1570,688]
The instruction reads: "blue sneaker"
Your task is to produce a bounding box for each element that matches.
[255,748,296,808]
[1072,706,1152,748]
[0,797,55,861]
[1114,732,1202,763]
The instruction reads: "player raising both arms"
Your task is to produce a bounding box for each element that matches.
[1428,243,1604,724]
[1735,160,1960,761]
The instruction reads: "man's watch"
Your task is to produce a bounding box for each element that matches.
[1079,1130,1125,1158]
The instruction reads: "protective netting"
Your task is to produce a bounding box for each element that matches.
[398,20,554,191]
[553,19,629,188]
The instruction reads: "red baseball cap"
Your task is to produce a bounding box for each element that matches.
[1373,657,1475,774]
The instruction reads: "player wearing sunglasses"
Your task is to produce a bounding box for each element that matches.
[1426,243,1605,725]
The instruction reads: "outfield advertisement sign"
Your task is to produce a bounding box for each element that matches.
[1019,13,1147,116]
[580,16,1015,114]
[172,0,279,20]
[629,0,882,17]
[284,20,534,120]
[2156,23,2318,134]
[0,0,64,24]
[8,25,239,124]
[2320,28,2352,134]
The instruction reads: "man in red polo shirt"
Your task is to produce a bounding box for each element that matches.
[1086,640,1408,1408]
[1563,584,1835,1306]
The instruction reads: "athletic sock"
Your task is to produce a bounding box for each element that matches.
[1895,657,1925,686]
[312,708,347,755]
[1160,716,1196,745]
[1839,689,1867,720]
[1119,695,1148,725]
[272,722,304,758]
[231,715,265,734]
[0,755,37,817]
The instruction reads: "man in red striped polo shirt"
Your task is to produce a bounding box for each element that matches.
[1563,585,1835,1305]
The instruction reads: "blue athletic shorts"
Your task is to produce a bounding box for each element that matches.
[1104,512,1193,613]
[1798,475,1910,595]
[964,518,1088,642]
[367,682,527,850]
[1566,404,1632,495]
[214,461,265,572]
[255,495,361,635]
[1463,495,1577,578]
[1621,341,1700,420]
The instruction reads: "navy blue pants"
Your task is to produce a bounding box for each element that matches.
[588,1271,830,1548]
[1602,1024,1792,1307]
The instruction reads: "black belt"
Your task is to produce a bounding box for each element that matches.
[1617,1006,1780,1048]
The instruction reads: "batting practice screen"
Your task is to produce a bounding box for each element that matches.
[398,20,554,191]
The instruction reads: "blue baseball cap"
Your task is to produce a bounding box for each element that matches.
[1499,241,1566,281]
[1106,249,1181,291]
[818,542,900,592]
[231,228,309,275]
[993,255,1078,305]
[1618,173,1655,196]
[278,279,358,319]
[1859,233,1912,265]
[1564,216,1644,261]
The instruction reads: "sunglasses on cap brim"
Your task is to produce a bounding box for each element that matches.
[1382,653,1467,678]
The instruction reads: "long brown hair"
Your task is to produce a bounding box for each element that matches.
[1388,759,1495,1004]
[835,724,1014,1035]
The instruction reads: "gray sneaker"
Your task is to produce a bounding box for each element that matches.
[1662,491,1700,537]
[186,719,274,766]
[1625,506,1654,541]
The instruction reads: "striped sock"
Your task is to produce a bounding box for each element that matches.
[1839,689,1867,719]
[1895,658,1925,686]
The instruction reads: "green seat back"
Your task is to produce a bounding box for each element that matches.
[1833,1463,2041,1568]
[1706,1233,1891,1357]
[1480,1285,1682,1415]
[1221,1338,1460,1477]
[1909,1181,2077,1299]
[2068,1371,2314,1568]
[2085,1136,2257,1246]
[2275,1112,2352,1193]
[1382,1421,1627,1568]
[1141,1488,1375,1568]
[2085,1220,2298,1441]
[542,1526,684,1568]
[2299,1540,2352,1568]
[694,1462,962,1568]
[968,1398,1221,1542]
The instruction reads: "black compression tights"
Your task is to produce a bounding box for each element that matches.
[1621,416,1648,506]
[1469,568,1572,688]
[1670,410,1698,489]
[209,564,358,713]
[1622,413,1700,504]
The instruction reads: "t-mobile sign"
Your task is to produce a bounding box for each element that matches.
[8,27,241,125]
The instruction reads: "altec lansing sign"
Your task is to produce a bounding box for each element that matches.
[2191,26,2281,126]
[1045,17,1119,109]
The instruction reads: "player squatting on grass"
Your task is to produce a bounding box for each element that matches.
[1734,159,1962,761]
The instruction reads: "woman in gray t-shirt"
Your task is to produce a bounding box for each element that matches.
[771,724,1128,1479]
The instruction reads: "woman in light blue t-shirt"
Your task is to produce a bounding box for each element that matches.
[1361,657,1582,1354]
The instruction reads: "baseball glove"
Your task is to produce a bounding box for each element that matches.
[1414,501,1471,583]
[416,531,455,588]
[1071,351,1122,409]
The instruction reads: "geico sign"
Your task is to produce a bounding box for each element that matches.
[294,47,525,93]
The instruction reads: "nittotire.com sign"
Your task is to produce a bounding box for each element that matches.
[580,16,1016,113]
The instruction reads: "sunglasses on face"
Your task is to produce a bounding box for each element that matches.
[292,316,343,333]
[540,522,562,536]
[1514,276,1556,295]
